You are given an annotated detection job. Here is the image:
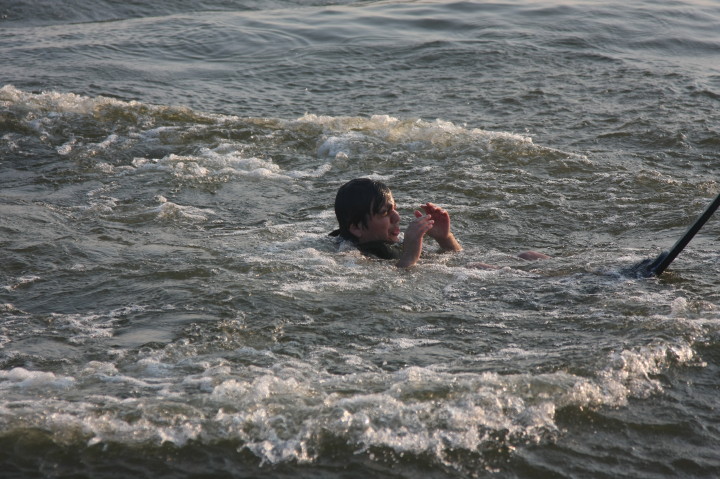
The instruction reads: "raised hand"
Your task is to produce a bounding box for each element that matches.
[415,202,462,252]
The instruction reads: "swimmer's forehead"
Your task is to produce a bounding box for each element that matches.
[379,192,395,208]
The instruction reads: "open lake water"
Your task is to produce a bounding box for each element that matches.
[1,0,719,477]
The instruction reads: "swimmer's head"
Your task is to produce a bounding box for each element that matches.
[330,178,393,240]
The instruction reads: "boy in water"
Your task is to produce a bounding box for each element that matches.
[329,178,461,268]
[329,178,548,268]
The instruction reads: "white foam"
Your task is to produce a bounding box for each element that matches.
[132,148,302,183]
[1,85,100,114]
[193,147,289,180]
[80,361,120,377]
[47,312,115,344]
[155,198,214,222]
[41,306,145,345]
[4,275,41,291]
[0,85,223,124]
[297,113,535,156]
[0,367,75,390]
[1,303,23,313]
[562,341,697,408]
[221,374,308,402]
[670,296,689,316]
[0,336,697,464]
[79,403,205,446]
[56,137,77,155]
[376,338,442,352]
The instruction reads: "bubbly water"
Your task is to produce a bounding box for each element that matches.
[1,1,719,477]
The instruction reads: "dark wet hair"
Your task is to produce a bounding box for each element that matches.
[329,178,392,240]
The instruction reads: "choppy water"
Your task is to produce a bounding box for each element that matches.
[2,1,720,478]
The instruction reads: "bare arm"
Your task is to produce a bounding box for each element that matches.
[396,214,434,268]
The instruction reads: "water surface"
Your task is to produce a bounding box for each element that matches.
[1,1,720,477]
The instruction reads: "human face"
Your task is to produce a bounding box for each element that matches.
[350,194,401,244]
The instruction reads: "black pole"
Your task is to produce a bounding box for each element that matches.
[628,191,720,278]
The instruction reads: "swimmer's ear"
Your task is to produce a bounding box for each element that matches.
[349,222,364,238]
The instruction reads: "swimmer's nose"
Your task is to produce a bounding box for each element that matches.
[391,209,400,222]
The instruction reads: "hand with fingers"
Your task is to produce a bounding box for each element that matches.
[415,202,462,252]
